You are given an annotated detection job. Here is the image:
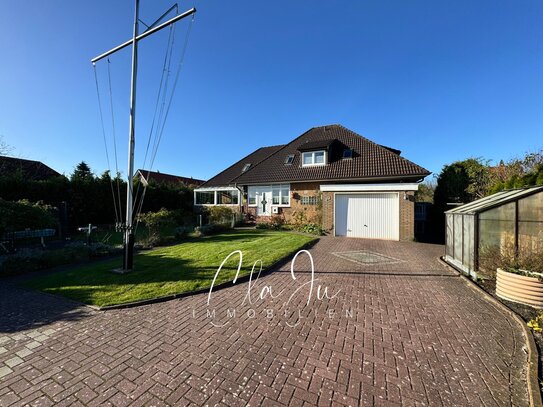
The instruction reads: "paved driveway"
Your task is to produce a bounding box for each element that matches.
[0,238,530,406]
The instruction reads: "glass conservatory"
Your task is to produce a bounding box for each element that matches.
[444,186,543,278]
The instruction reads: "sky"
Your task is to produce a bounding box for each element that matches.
[0,0,542,182]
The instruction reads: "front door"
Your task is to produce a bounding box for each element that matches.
[257,192,271,216]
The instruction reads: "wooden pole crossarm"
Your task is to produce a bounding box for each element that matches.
[91,7,196,64]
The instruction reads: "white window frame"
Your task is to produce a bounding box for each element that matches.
[194,187,240,206]
[301,150,327,167]
[248,184,291,207]
[248,186,260,207]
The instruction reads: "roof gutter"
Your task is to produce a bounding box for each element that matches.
[235,174,431,187]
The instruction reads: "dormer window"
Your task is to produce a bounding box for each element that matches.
[242,163,251,172]
[285,155,294,165]
[302,150,326,167]
[343,149,353,159]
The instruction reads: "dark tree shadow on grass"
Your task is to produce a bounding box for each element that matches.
[0,230,310,332]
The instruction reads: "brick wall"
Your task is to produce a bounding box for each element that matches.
[244,183,416,241]
[321,191,334,233]
[283,182,322,224]
[399,191,415,241]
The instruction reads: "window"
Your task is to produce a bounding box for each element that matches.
[248,185,290,207]
[285,155,294,165]
[195,191,215,205]
[242,163,251,172]
[195,189,239,205]
[272,188,280,204]
[314,151,324,164]
[248,189,256,205]
[281,186,289,205]
[343,149,353,159]
[301,150,326,166]
[217,190,239,205]
[300,196,319,205]
[271,185,290,206]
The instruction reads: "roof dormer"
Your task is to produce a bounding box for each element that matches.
[298,139,337,167]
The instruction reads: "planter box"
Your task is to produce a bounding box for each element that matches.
[496,268,543,308]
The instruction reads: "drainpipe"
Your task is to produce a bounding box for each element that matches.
[234,183,244,225]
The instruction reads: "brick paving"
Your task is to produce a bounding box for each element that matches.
[0,238,530,406]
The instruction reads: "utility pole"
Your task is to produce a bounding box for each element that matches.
[92,1,196,272]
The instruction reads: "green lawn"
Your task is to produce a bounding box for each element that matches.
[23,230,316,307]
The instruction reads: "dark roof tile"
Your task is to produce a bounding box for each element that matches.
[234,125,430,184]
[200,125,430,187]
[0,156,61,180]
[200,145,284,187]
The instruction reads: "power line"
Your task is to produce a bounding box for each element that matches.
[106,58,124,225]
[92,63,120,224]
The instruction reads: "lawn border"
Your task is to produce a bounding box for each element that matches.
[440,257,542,407]
[93,236,320,311]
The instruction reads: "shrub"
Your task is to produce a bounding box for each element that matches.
[269,215,285,230]
[0,242,119,276]
[194,223,231,236]
[255,222,272,230]
[255,215,285,230]
[479,243,543,278]
[301,223,324,235]
[205,206,235,224]
[136,208,176,243]
[0,199,56,236]
[174,226,191,239]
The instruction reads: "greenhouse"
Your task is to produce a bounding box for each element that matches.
[444,186,543,278]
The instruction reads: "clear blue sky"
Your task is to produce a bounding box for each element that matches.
[0,0,542,181]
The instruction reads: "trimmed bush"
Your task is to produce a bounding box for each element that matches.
[205,206,235,224]
[0,199,56,236]
[0,242,120,276]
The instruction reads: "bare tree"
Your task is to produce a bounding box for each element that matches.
[0,135,13,156]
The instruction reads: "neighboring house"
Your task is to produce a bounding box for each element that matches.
[136,169,205,187]
[195,124,430,241]
[0,156,61,180]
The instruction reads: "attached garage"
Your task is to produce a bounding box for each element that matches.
[335,193,399,240]
[320,184,420,241]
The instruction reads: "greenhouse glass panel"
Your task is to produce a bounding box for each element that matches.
[519,192,543,222]
[463,215,474,269]
[446,215,454,257]
[479,203,516,249]
[518,193,543,251]
[453,214,463,262]
[519,222,543,252]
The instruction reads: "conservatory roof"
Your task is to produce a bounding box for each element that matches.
[446,185,543,215]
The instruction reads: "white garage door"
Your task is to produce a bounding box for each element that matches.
[335,193,399,240]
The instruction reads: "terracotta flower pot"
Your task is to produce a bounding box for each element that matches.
[496,268,543,308]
